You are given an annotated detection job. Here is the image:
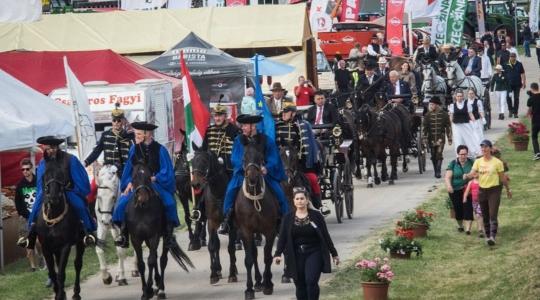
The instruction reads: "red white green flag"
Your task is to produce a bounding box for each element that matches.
[181,51,209,152]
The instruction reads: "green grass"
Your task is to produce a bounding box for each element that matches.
[0,196,189,300]
[322,122,540,300]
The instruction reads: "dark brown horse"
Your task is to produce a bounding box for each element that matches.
[191,150,238,285]
[235,142,279,300]
[35,159,85,300]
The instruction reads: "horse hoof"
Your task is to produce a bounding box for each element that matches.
[263,287,274,295]
[72,295,81,300]
[216,271,223,279]
[131,270,140,277]
[117,279,128,286]
[389,180,395,185]
[235,243,243,251]
[375,178,382,185]
[228,276,238,283]
[367,183,373,188]
[210,276,220,285]
[200,239,207,247]
[254,282,264,292]
[102,274,113,285]
[188,241,201,251]
[158,291,167,299]
[281,276,291,284]
[245,290,255,300]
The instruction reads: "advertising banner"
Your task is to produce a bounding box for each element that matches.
[386,0,405,55]
[310,0,333,32]
[340,0,361,22]
[475,0,485,35]
[225,0,247,6]
[530,0,540,32]
[50,89,146,112]
[431,0,468,47]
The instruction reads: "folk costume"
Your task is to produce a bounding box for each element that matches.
[112,122,179,248]
[84,107,133,176]
[218,114,289,235]
[22,136,96,249]
[423,97,452,178]
[449,99,481,157]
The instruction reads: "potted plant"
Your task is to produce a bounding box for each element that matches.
[356,257,394,300]
[380,236,423,259]
[510,122,529,151]
[398,209,434,238]
[395,227,415,241]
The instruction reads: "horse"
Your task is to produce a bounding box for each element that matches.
[126,162,193,300]
[356,104,406,187]
[235,142,280,300]
[420,60,448,101]
[94,164,133,286]
[190,150,238,285]
[35,159,85,300]
[174,152,206,251]
[444,59,484,97]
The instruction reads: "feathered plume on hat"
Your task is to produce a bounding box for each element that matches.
[111,102,125,118]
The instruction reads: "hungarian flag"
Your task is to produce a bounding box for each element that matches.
[405,0,440,18]
[181,51,209,152]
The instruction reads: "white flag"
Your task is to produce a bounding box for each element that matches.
[530,0,540,32]
[405,0,441,18]
[310,0,333,33]
[63,57,96,159]
[0,0,41,23]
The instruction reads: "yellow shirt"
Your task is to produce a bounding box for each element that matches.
[472,157,504,188]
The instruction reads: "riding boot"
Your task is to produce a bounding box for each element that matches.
[114,223,129,248]
[218,211,233,235]
[17,223,37,250]
[431,159,438,178]
[435,160,443,179]
[164,222,178,249]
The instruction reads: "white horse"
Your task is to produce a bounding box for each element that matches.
[94,165,136,286]
[420,62,447,97]
[444,60,484,97]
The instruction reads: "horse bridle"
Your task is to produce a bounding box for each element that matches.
[42,178,69,227]
[96,185,116,215]
[243,162,265,211]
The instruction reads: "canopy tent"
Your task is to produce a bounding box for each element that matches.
[0,5,310,54]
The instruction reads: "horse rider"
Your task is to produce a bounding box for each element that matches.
[385,70,413,110]
[366,34,389,67]
[266,82,287,120]
[84,105,133,176]
[414,36,438,65]
[357,64,383,107]
[275,100,326,213]
[423,96,452,178]
[218,113,290,235]
[112,122,180,248]
[18,136,97,249]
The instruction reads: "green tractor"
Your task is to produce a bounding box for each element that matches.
[465,0,526,43]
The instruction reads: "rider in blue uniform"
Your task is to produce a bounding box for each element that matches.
[218,113,290,235]
[18,136,97,249]
[112,121,180,248]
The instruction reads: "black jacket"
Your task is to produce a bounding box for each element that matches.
[306,103,339,127]
[274,209,338,280]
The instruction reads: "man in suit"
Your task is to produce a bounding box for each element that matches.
[460,47,482,77]
[306,91,338,127]
[375,57,390,81]
[266,82,287,119]
[415,36,438,64]
[385,70,412,109]
[357,64,382,106]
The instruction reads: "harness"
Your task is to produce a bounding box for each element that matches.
[242,163,265,212]
[42,178,69,227]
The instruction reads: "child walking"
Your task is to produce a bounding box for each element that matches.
[463,176,484,237]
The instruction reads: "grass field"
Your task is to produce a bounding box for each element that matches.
[322,124,540,300]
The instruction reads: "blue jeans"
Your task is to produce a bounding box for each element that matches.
[524,40,531,57]
[112,183,180,227]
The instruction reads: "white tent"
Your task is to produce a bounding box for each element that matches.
[0,69,75,271]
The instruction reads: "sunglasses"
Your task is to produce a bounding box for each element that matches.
[21,168,31,171]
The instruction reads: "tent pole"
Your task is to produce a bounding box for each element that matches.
[0,157,5,272]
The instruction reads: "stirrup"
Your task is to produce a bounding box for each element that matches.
[84,234,96,247]
[17,236,29,248]
[190,210,201,221]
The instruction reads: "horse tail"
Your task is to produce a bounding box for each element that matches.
[169,239,195,272]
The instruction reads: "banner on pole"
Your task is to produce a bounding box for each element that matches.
[475,0,486,36]
[225,0,247,6]
[310,0,333,33]
[530,0,540,33]
[431,0,468,48]
[340,0,361,22]
[386,0,405,56]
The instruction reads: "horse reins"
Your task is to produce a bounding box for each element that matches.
[42,179,69,227]
[242,163,265,212]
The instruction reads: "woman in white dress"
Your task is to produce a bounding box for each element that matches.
[448,89,481,157]
[466,88,486,143]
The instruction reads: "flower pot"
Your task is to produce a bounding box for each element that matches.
[507,133,514,143]
[449,208,456,219]
[512,140,528,151]
[361,281,390,300]
[411,223,428,238]
[390,251,411,259]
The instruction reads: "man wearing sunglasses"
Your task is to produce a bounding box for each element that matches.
[84,105,133,176]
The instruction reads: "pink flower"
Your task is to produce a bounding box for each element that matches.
[367,261,377,269]
[381,264,391,272]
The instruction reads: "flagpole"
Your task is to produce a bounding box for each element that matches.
[64,56,83,159]
[408,11,414,56]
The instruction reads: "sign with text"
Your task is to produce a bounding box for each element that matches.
[49,89,146,112]
[386,0,405,55]
[431,0,468,47]
[310,0,333,32]
[340,0,360,22]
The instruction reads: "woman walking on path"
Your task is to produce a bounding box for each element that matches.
[274,187,339,300]
[463,176,484,238]
[448,89,480,157]
[445,145,475,233]
[464,140,512,246]
[466,88,486,143]
[527,83,540,160]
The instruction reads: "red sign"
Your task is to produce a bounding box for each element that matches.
[385,0,405,55]
[341,0,360,22]
[225,0,247,6]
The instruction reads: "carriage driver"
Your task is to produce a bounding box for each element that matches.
[423,96,452,178]
[84,105,133,176]
[275,101,326,212]
[218,114,290,235]
[112,122,180,248]
[18,136,97,249]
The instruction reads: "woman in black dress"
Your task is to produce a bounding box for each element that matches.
[273,187,339,300]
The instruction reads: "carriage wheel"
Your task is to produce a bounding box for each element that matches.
[343,159,354,219]
[483,88,491,130]
[332,168,344,224]
[416,125,426,174]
